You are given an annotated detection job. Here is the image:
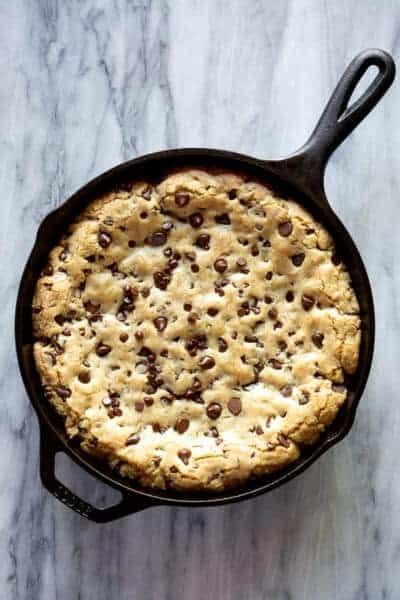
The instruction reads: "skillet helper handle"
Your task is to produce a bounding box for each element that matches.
[277,49,395,198]
[40,428,153,522]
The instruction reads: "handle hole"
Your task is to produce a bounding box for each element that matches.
[55,453,122,509]
[339,65,379,122]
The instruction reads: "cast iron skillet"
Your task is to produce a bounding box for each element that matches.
[16,49,395,522]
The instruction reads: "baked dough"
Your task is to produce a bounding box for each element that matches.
[32,170,361,491]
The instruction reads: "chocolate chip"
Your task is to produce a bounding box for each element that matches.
[183,303,192,312]
[299,391,310,405]
[41,264,53,276]
[251,245,259,256]
[126,433,140,445]
[190,264,199,273]
[154,270,171,290]
[187,312,199,324]
[134,401,145,412]
[291,253,305,267]
[178,448,191,464]
[268,308,278,320]
[148,230,167,246]
[312,332,324,348]
[189,212,204,228]
[265,271,273,280]
[278,434,290,448]
[218,337,228,352]
[84,300,101,314]
[207,307,219,317]
[52,385,70,400]
[154,316,168,332]
[128,240,136,248]
[281,385,292,397]
[228,189,237,199]
[78,371,90,384]
[215,213,230,225]
[236,257,247,269]
[98,231,112,248]
[332,252,341,266]
[144,396,154,406]
[195,233,210,250]
[214,258,228,273]
[142,186,153,200]
[119,333,129,343]
[175,418,190,434]
[199,355,215,370]
[237,307,250,317]
[175,191,190,206]
[286,291,294,302]
[278,221,293,237]
[332,383,346,393]
[228,397,242,415]
[301,294,315,311]
[96,343,111,357]
[108,407,123,418]
[135,331,144,341]
[206,402,222,419]
[140,211,148,219]
[269,358,282,370]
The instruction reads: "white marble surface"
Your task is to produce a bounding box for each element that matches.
[2,1,400,598]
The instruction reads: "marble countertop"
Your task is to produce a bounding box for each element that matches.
[2,1,399,598]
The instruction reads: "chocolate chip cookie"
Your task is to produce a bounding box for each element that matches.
[32,170,361,491]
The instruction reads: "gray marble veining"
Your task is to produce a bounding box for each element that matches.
[1,1,400,598]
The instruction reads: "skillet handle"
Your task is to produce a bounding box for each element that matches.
[269,49,395,201]
[40,427,154,522]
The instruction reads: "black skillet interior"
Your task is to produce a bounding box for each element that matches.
[15,49,395,522]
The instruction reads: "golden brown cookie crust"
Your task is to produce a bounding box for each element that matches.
[32,170,360,491]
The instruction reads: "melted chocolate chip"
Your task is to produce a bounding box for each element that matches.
[189,212,204,228]
[126,433,140,445]
[269,358,282,370]
[178,448,191,464]
[301,294,315,311]
[291,253,305,267]
[199,355,215,370]
[218,337,228,352]
[54,386,71,400]
[215,213,231,225]
[207,307,219,317]
[214,258,228,273]
[96,343,111,357]
[195,233,210,250]
[175,418,190,434]
[134,401,145,412]
[154,270,171,290]
[175,191,190,207]
[278,221,293,237]
[228,397,242,415]
[206,402,222,419]
[148,230,167,246]
[98,231,112,248]
[154,316,168,332]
